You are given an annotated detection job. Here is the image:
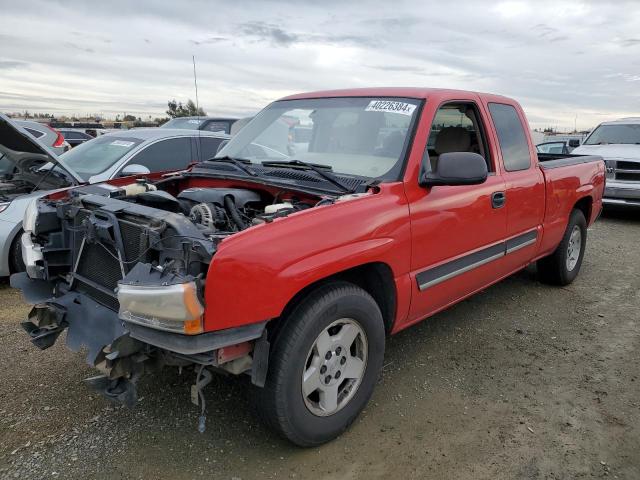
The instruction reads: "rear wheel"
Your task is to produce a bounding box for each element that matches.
[256,282,385,446]
[537,209,587,285]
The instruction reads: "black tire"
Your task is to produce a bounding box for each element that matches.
[537,209,587,285]
[9,233,25,273]
[255,281,385,447]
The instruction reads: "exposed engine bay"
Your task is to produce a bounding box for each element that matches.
[0,118,77,201]
[0,151,71,201]
[30,178,331,285]
[17,176,368,422]
[134,182,316,236]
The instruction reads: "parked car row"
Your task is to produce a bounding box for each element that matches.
[4,87,605,447]
[536,118,640,206]
[59,128,93,147]
[160,116,240,134]
[572,117,640,207]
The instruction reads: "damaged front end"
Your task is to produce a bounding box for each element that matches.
[12,181,273,426]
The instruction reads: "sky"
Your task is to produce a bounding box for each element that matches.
[1,0,639,130]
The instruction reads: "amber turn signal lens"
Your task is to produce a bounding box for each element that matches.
[183,317,204,335]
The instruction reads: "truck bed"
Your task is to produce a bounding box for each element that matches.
[536,152,605,258]
[537,153,604,169]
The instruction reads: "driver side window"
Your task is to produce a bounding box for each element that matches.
[423,102,492,173]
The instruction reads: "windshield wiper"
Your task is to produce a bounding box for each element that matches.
[261,159,355,193]
[209,156,259,177]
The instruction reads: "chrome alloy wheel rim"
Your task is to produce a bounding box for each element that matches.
[566,225,582,272]
[302,318,368,417]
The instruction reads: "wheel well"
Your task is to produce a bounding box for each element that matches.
[274,262,397,337]
[8,228,24,274]
[573,196,592,223]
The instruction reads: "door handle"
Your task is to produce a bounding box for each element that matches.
[491,191,506,209]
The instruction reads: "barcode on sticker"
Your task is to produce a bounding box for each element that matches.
[365,100,416,116]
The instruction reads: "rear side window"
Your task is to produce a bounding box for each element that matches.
[24,127,45,139]
[130,137,193,172]
[488,103,531,171]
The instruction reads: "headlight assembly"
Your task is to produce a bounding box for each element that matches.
[0,201,11,214]
[117,281,204,335]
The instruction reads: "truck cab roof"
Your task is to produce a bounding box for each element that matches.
[281,87,514,103]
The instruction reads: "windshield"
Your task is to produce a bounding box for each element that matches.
[584,124,640,145]
[58,136,143,180]
[161,118,203,130]
[215,97,421,179]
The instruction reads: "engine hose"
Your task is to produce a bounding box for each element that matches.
[223,195,247,231]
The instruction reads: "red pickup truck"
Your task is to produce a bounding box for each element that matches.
[14,88,604,446]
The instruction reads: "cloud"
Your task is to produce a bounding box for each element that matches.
[236,21,379,48]
[366,65,425,73]
[190,35,227,45]
[238,21,299,46]
[1,0,639,130]
[0,60,29,69]
[63,42,95,53]
[619,37,640,47]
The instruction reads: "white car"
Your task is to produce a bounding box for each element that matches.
[571,117,640,207]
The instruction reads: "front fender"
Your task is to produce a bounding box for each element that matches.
[278,237,395,281]
[0,218,23,276]
[202,184,411,331]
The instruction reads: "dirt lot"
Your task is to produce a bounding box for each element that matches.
[1,209,639,480]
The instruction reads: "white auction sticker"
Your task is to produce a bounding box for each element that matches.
[188,119,201,124]
[110,140,135,147]
[365,100,416,116]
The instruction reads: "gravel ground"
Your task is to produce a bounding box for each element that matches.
[1,209,639,480]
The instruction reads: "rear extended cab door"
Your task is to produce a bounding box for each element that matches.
[400,92,508,330]
[479,96,545,273]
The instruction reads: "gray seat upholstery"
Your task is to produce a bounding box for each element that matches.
[430,127,472,171]
[435,127,471,154]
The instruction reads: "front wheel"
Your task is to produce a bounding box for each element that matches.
[256,282,385,447]
[537,209,587,285]
[9,233,25,273]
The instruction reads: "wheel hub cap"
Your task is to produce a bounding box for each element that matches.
[302,318,368,417]
[566,225,582,272]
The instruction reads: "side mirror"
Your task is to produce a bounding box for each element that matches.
[119,164,151,177]
[420,152,488,187]
[568,139,580,148]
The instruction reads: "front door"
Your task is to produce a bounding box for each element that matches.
[405,99,508,326]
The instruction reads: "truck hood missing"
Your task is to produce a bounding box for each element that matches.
[0,113,82,200]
